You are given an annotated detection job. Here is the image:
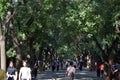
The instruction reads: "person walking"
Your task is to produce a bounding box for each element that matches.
[96,62,101,77]
[79,59,84,71]
[65,61,76,80]
[52,60,57,72]
[73,60,77,69]
[110,62,118,80]
[6,61,18,80]
[19,60,31,80]
[56,61,59,71]
[33,62,38,78]
[100,62,105,77]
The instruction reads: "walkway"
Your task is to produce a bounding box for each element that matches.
[35,68,100,80]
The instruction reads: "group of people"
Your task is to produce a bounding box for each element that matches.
[65,59,120,80]
[3,58,120,80]
[0,60,31,80]
[96,59,120,80]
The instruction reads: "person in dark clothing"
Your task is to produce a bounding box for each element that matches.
[110,64,118,80]
[33,62,38,78]
[52,60,56,71]
[79,60,83,71]
[56,61,59,71]
[7,61,17,80]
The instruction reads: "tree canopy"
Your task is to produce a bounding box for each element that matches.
[0,0,120,69]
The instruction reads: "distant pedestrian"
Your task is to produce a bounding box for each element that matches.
[38,60,43,72]
[52,60,57,72]
[56,61,59,71]
[19,60,31,80]
[73,60,77,69]
[33,62,38,78]
[7,61,17,80]
[79,59,84,71]
[96,62,101,77]
[66,61,69,68]
[100,62,105,77]
[61,61,63,69]
[65,61,76,80]
[110,63,118,80]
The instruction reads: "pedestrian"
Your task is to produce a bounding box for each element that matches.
[73,60,77,69]
[61,61,63,69]
[66,61,69,69]
[110,63,118,80]
[19,60,31,80]
[0,69,7,80]
[79,59,83,71]
[56,61,59,71]
[38,60,43,72]
[96,62,101,77]
[33,62,38,78]
[100,62,105,77]
[104,61,111,80]
[65,61,76,80]
[52,60,57,72]
[6,61,18,80]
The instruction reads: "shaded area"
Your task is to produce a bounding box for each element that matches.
[37,68,99,80]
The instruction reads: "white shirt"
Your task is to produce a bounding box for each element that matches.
[73,61,77,66]
[67,66,76,76]
[19,67,31,80]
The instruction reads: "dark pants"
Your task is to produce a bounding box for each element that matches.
[97,69,100,77]
[57,65,59,71]
[100,70,104,77]
[52,66,55,71]
[34,68,37,78]
[8,77,13,80]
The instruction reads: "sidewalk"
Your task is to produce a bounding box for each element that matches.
[36,68,99,80]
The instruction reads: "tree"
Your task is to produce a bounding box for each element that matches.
[0,0,13,70]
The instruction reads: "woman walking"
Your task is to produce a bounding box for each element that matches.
[6,61,17,80]
[19,60,31,80]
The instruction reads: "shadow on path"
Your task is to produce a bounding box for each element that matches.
[36,68,99,80]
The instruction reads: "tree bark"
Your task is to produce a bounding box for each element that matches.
[92,36,107,61]
[9,21,22,70]
[0,22,7,71]
[0,37,6,70]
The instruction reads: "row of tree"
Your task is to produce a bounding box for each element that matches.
[0,0,120,70]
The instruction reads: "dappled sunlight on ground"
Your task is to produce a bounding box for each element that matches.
[36,68,99,80]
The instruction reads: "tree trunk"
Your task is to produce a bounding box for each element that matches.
[0,37,6,70]
[0,7,16,71]
[0,20,7,71]
[10,22,22,70]
[39,47,43,61]
[92,36,107,61]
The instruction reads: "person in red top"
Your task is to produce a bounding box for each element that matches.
[96,62,101,77]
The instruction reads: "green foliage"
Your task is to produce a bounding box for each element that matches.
[6,48,16,57]
[0,0,119,61]
[0,1,9,20]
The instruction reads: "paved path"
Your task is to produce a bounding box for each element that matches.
[34,68,100,80]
